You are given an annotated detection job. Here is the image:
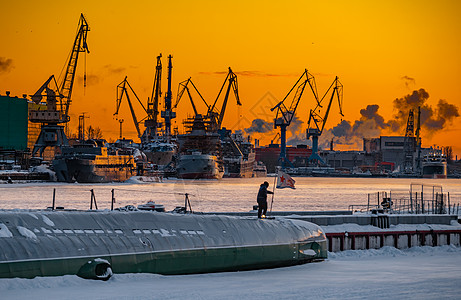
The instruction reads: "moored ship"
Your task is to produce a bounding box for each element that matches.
[176,114,224,179]
[422,152,447,179]
[221,130,255,178]
[53,139,135,183]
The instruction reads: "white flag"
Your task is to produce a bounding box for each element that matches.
[276,170,295,189]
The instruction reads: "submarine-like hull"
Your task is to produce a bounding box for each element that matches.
[0,211,327,279]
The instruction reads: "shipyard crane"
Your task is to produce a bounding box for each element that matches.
[30,13,90,157]
[270,69,319,168]
[306,76,344,165]
[143,54,163,141]
[114,76,147,139]
[174,77,209,115]
[207,67,241,132]
[161,55,176,138]
[403,108,415,173]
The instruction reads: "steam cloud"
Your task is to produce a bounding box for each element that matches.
[0,57,13,74]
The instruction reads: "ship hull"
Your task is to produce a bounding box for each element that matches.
[0,211,327,279]
[53,157,133,183]
[176,154,224,179]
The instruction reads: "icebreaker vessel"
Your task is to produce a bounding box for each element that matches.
[0,210,327,280]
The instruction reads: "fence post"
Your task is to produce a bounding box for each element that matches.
[52,188,56,211]
[111,189,115,211]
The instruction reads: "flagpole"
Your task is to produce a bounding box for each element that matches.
[269,172,277,216]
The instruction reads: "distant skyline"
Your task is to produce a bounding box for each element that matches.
[1,1,460,156]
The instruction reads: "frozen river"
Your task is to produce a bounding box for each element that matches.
[1,177,460,212]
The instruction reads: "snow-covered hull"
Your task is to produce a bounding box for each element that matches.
[0,211,327,279]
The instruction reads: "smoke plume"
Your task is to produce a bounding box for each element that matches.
[321,88,460,149]
[0,57,13,74]
[244,118,273,134]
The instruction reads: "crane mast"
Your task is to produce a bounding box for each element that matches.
[144,54,162,141]
[30,13,90,157]
[161,55,176,139]
[403,109,415,173]
[271,69,319,169]
[306,76,344,165]
[207,67,241,132]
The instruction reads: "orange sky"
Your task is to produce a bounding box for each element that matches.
[1,1,460,157]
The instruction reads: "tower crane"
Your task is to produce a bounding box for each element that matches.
[30,13,90,157]
[270,69,319,169]
[143,54,163,141]
[306,76,344,165]
[114,76,147,139]
[174,77,209,116]
[207,67,241,132]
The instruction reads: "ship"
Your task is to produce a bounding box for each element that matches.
[141,139,177,166]
[253,161,268,177]
[422,152,447,179]
[53,139,135,183]
[0,210,327,280]
[220,130,255,178]
[176,114,224,179]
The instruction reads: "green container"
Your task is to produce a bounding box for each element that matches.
[0,95,28,150]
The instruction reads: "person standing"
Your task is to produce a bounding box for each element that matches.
[257,181,274,218]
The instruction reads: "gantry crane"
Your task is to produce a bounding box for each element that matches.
[174,77,209,116]
[207,67,241,132]
[143,54,163,141]
[30,13,90,157]
[114,76,147,139]
[270,69,319,169]
[306,76,344,165]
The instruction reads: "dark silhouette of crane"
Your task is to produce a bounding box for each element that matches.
[30,13,90,157]
[144,54,163,141]
[161,55,176,139]
[174,77,209,116]
[306,76,344,165]
[270,69,319,169]
[403,108,415,173]
[114,76,147,139]
[207,68,241,132]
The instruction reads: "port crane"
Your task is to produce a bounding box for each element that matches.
[306,76,344,165]
[114,76,147,139]
[270,69,319,168]
[207,67,241,132]
[30,13,90,157]
[174,77,209,116]
[143,54,163,141]
[161,55,176,138]
[403,108,415,173]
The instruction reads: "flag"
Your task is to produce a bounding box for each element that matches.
[276,170,295,189]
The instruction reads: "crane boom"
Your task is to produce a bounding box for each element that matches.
[174,78,209,115]
[306,76,344,165]
[270,69,319,168]
[115,76,147,139]
[61,13,90,122]
[207,67,241,131]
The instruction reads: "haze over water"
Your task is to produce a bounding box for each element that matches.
[1,177,461,213]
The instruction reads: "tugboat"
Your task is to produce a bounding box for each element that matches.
[53,139,135,183]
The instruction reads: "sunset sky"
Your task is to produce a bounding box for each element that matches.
[1,1,460,157]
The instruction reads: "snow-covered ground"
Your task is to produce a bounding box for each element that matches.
[1,246,460,300]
